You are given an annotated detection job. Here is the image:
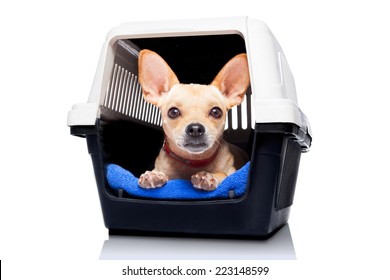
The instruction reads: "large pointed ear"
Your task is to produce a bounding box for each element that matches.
[138,50,179,106]
[211,53,250,109]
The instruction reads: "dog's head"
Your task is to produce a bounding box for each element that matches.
[138,50,250,155]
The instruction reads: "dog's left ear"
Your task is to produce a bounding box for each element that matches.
[211,54,250,109]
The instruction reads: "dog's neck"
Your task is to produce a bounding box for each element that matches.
[162,138,220,168]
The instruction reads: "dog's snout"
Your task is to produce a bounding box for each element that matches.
[186,123,205,137]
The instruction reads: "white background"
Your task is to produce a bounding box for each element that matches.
[1,0,389,279]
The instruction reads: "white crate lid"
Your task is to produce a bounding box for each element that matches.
[67,17,311,137]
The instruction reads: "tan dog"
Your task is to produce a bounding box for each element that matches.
[138,50,250,191]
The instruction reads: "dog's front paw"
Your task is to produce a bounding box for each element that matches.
[138,171,168,189]
[191,171,220,191]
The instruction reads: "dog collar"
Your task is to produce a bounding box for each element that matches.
[162,139,219,168]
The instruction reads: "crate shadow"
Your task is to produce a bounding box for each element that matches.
[99,224,296,260]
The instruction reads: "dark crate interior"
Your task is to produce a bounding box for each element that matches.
[99,33,254,180]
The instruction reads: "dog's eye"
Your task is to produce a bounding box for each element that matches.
[168,107,181,118]
[209,107,223,119]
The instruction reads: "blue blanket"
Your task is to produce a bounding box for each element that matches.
[106,162,250,200]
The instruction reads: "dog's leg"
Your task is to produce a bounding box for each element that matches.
[191,171,228,191]
[138,170,168,189]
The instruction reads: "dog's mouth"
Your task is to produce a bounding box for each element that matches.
[183,141,209,153]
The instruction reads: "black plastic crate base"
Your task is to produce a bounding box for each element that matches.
[75,122,308,239]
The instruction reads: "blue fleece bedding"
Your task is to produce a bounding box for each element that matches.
[106,162,250,200]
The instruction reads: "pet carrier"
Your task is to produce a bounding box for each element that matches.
[68,17,312,238]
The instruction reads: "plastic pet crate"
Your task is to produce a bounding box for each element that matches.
[68,17,312,238]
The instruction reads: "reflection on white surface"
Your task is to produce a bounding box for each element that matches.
[100,224,295,260]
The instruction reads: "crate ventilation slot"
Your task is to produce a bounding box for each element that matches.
[103,63,162,126]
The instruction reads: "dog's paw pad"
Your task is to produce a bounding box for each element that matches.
[191,172,219,191]
[138,171,168,189]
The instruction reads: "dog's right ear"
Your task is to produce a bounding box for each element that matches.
[138,50,179,106]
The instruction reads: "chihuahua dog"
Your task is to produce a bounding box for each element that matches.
[137,50,250,191]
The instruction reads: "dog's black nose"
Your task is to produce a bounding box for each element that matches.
[186,123,205,137]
